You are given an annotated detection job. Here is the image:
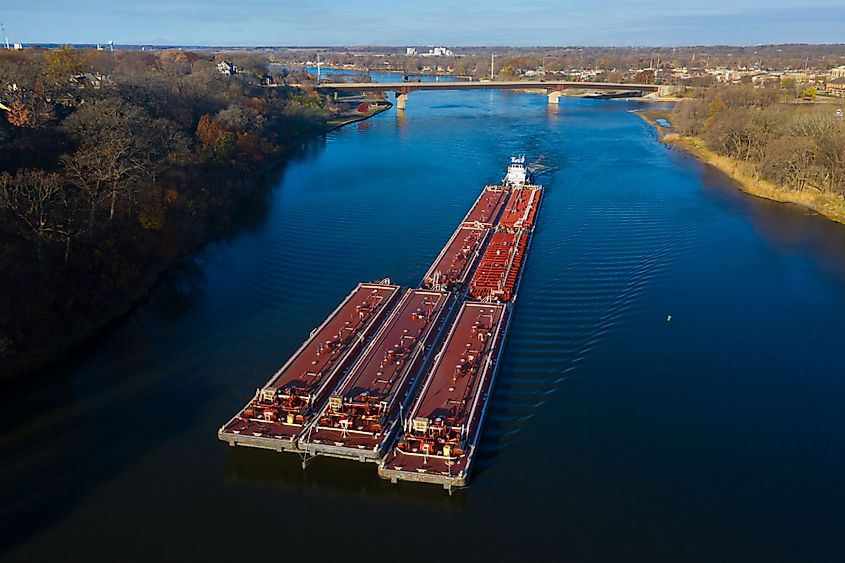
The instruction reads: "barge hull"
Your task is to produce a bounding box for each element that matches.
[218,282,401,450]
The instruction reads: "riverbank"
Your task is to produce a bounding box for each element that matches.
[326,100,392,130]
[0,102,390,381]
[635,109,845,225]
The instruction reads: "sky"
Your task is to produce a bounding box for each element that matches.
[3,0,845,46]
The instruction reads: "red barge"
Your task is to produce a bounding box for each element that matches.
[301,289,455,461]
[422,185,508,291]
[379,156,542,490]
[379,301,509,488]
[218,282,401,452]
[219,156,543,491]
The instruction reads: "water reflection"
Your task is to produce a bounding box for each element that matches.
[687,151,845,280]
[223,448,468,510]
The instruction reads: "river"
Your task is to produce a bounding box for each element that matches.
[2,79,845,562]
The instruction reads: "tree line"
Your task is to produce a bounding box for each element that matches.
[276,44,845,82]
[0,46,331,376]
[670,85,845,197]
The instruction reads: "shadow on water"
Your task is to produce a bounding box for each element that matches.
[672,147,845,280]
[0,361,217,553]
[223,448,468,511]
[0,138,330,556]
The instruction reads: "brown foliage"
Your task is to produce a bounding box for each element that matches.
[237,132,263,162]
[7,100,33,128]
[673,85,845,196]
[43,45,84,78]
[196,114,226,149]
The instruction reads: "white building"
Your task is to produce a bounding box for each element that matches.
[405,47,417,56]
[217,61,237,76]
[420,46,454,57]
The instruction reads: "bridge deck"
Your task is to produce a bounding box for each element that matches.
[300,80,658,93]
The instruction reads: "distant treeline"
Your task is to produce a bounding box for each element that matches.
[670,86,845,196]
[276,44,845,81]
[0,47,331,376]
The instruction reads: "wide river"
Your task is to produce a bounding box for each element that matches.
[2,78,845,561]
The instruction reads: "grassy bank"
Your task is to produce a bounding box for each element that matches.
[635,109,845,225]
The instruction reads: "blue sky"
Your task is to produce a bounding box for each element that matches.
[4,0,845,46]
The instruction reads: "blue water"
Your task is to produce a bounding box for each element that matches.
[2,89,845,562]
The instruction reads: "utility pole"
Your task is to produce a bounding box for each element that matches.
[490,53,495,80]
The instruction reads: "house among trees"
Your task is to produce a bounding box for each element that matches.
[217,60,237,76]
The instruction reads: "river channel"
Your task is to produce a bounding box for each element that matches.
[2,76,844,561]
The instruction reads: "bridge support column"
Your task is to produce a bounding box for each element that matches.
[395,92,408,110]
[547,91,562,105]
[657,85,685,98]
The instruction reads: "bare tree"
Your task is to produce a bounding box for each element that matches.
[60,98,180,222]
[0,169,66,267]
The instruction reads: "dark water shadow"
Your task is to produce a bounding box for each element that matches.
[0,138,330,556]
[222,447,468,512]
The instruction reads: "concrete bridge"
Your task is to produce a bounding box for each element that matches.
[290,80,667,109]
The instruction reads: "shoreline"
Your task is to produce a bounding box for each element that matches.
[326,100,392,131]
[634,109,845,226]
[1,103,391,382]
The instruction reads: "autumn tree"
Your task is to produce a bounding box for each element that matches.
[6,100,33,127]
[196,114,226,150]
[0,169,69,266]
[61,98,180,222]
[43,45,84,79]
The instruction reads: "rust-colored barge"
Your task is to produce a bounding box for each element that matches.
[422,186,508,290]
[379,302,509,488]
[461,185,508,229]
[498,186,543,231]
[468,231,529,302]
[219,156,544,492]
[218,282,401,452]
[379,156,543,491]
[301,289,455,461]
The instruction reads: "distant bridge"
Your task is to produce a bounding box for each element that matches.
[285,80,666,109]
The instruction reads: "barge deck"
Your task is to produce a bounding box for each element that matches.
[468,231,529,302]
[498,185,543,231]
[302,289,455,461]
[379,301,509,488]
[219,156,544,492]
[218,282,401,452]
[423,185,509,291]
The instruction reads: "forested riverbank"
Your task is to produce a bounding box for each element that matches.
[637,86,845,223]
[0,47,358,379]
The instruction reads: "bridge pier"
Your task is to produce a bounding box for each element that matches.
[657,85,686,98]
[395,92,408,110]
[547,91,562,105]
